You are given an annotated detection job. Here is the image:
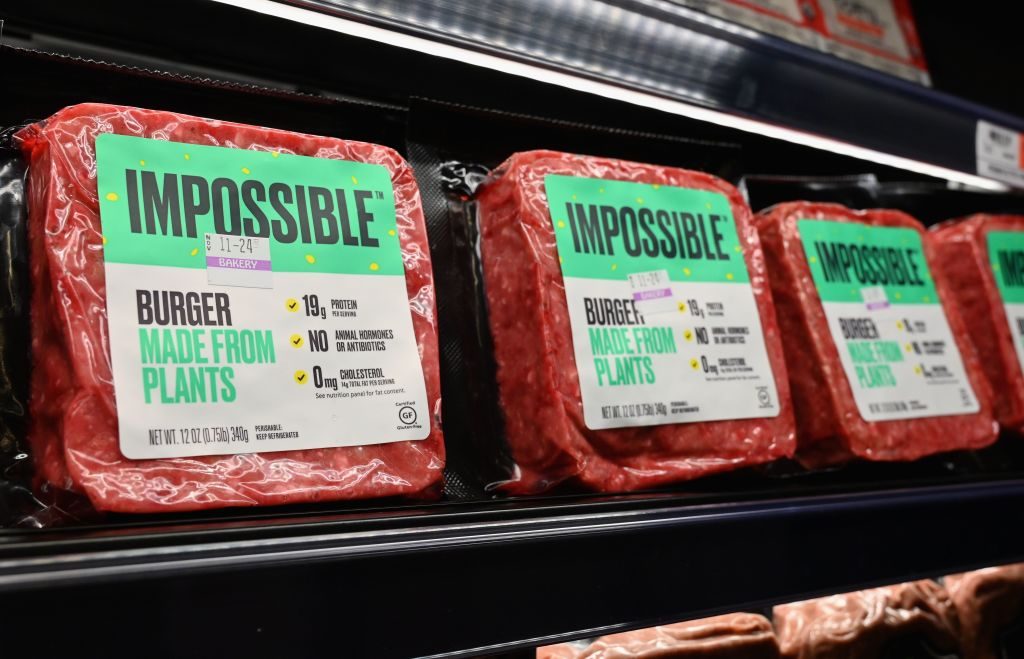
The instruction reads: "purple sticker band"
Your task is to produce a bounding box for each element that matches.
[865,301,890,311]
[633,288,673,301]
[207,256,272,271]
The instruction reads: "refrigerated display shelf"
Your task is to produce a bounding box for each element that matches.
[3,0,1024,189]
[2,475,1024,657]
[3,3,1024,658]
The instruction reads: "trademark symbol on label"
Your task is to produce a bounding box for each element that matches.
[375,191,385,200]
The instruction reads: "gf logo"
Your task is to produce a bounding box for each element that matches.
[398,406,417,425]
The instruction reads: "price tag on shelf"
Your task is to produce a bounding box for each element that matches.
[977,120,1024,188]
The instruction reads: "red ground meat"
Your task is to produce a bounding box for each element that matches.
[477,150,795,493]
[773,581,962,659]
[754,202,996,467]
[945,563,1024,659]
[537,613,780,658]
[931,215,1024,432]
[19,103,444,512]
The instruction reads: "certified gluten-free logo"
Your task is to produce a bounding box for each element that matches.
[398,406,417,425]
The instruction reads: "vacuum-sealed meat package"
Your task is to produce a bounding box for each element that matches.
[537,613,780,658]
[477,150,795,493]
[932,215,1024,433]
[945,563,1024,659]
[773,581,962,659]
[754,202,996,467]
[18,103,443,513]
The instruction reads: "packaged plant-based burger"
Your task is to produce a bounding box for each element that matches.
[18,103,443,513]
[537,613,780,658]
[931,215,1024,434]
[754,202,996,467]
[476,150,795,493]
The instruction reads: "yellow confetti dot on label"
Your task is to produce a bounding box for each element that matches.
[610,263,618,271]
[894,292,902,300]
[683,267,692,276]
[305,254,316,264]
[683,329,693,341]
[184,153,191,160]
[190,247,199,256]
[635,197,644,204]
[914,366,923,375]
[905,343,913,352]
[993,264,1001,271]
[922,295,931,303]
[598,188,605,194]
[351,176,359,185]
[388,229,396,236]
[139,160,146,167]
[105,192,119,202]
[369,262,380,271]
[559,256,563,264]
[652,184,660,190]
[557,220,566,229]
[241,167,251,175]
[809,256,818,263]
[726,273,734,280]
[705,202,712,210]
[571,194,577,201]
[102,235,108,245]
[690,358,699,370]
[734,245,742,252]
[896,321,904,330]
[272,152,280,158]
[678,301,687,312]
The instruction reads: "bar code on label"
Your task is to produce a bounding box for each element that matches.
[869,401,908,414]
[601,402,668,420]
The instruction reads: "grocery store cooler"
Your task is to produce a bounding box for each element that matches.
[3,1,1024,657]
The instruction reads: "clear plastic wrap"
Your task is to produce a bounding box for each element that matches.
[754,202,997,468]
[773,581,962,659]
[476,150,795,494]
[17,103,444,513]
[537,613,780,658]
[0,132,32,519]
[931,215,1024,434]
[945,563,1024,659]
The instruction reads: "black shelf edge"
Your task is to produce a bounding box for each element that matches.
[4,479,1024,657]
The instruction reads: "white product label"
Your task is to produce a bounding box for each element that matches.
[669,0,823,48]
[799,219,979,421]
[545,174,780,431]
[977,120,1024,188]
[96,134,430,459]
[816,0,931,85]
[818,0,910,59]
[205,233,273,288]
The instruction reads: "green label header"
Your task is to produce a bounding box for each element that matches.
[798,219,938,304]
[987,230,1024,304]
[95,134,403,276]
[544,174,750,283]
